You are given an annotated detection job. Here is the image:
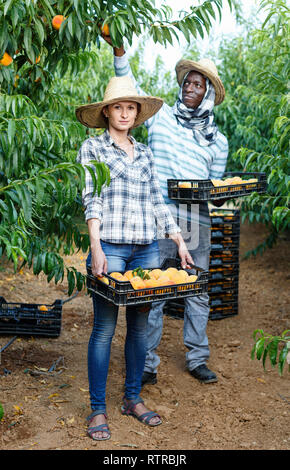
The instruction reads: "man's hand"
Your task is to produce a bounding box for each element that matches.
[101,31,112,46]
[101,31,125,56]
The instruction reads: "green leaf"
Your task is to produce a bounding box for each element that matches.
[34,18,45,44]
[3,0,14,16]
[278,345,289,376]
[7,120,16,145]
[67,269,76,296]
[15,184,32,221]
[255,337,266,361]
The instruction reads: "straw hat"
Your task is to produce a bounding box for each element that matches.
[75,76,163,128]
[175,58,225,105]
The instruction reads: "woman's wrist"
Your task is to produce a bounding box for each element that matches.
[168,232,185,247]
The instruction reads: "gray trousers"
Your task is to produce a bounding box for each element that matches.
[144,224,211,373]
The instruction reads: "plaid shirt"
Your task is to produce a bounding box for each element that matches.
[77,130,180,244]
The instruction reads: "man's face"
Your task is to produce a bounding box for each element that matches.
[182,71,206,109]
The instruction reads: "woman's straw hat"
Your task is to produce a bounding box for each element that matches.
[76,76,163,128]
[175,58,225,105]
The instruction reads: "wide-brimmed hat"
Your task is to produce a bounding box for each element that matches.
[175,58,225,105]
[75,76,163,128]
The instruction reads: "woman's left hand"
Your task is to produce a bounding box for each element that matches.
[169,232,194,269]
[178,243,194,269]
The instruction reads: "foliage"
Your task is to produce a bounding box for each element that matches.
[0,0,235,294]
[215,0,290,256]
[251,329,290,376]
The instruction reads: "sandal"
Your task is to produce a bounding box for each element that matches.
[121,396,162,427]
[86,411,111,441]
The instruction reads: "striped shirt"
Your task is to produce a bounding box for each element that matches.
[114,52,229,227]
[77,130,181,244]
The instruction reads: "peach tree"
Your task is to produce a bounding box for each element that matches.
[0,0,236,294]
[215,0,289,256]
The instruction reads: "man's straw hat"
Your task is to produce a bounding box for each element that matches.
[76,76,163,128]
[175,58,225,105]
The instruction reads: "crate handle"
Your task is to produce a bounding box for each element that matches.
[0,336,18,354]
[61,292,80,305]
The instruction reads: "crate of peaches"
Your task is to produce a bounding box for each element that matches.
[167,172,267,202]
[86,260,208,306]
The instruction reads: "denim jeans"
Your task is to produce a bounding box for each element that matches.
[86,240,160,414]
[144,223,211,373]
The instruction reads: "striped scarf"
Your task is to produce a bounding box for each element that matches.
[172,74,218,146]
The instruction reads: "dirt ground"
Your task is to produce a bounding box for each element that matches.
[0,221,289,451]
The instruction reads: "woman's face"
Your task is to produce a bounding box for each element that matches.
[103,101,138,131]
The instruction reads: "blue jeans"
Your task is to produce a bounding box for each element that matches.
[144,224,211,373]
[86,240,160,414]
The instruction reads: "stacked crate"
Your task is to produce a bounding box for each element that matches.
[163,208,240,321]
[208,208,240,320]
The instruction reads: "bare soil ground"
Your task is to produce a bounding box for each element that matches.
[0,221,289,451]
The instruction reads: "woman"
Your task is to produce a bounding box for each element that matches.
[76,76,193,441]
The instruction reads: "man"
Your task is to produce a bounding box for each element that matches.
[103,36,228,385]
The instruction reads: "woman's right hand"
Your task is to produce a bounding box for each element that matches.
[91,246,107,277]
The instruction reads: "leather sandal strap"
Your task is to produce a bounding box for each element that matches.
[122,396,144,413]
[86,411,107,422]
[139,411,160,424]
[88,423,110,433]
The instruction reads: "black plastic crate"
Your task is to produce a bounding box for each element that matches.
[209,302,238,320]
[208,275,239,294]
[210,247,239,263]
[167,172,267,202]
[210,238,240,251]
[163,286,239,320]
[86,258,209,306]
[0,297,62,337]
[209,264,239,280]
[211,225,240,239]
[210,209,240,242]
[163,296,239,320]
[163,287,239,307]
[209,255,239,267]
[209,290,239,305]
[210,208,240,224]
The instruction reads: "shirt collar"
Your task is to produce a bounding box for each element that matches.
[102,129,141,150]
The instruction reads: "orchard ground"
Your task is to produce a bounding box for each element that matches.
[0,221,289,450]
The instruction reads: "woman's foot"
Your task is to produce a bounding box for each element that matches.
[122,397,162,426]
[87,413,111,441]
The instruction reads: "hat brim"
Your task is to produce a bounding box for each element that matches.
[75,95,163,129]
[175,60,225,105]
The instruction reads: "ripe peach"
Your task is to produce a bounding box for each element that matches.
[0,52,13,66]
[52,15,65,30]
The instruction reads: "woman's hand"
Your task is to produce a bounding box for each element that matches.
[87,218,107,277]
[91,246,107,277]
[177,241,194,270]
[168,233,194,269]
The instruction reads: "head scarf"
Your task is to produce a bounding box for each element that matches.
[172,73,218,146]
